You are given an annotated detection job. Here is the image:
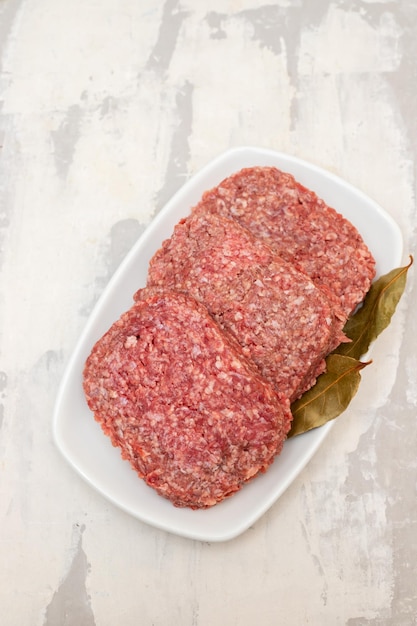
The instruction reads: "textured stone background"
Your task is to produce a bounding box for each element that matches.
[1,1,416,624]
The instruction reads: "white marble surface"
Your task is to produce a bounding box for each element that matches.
[1,1,416,624]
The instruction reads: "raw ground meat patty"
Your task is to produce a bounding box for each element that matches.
[192,166,376,316]
[83,289,292,509]
[144,211,346,401]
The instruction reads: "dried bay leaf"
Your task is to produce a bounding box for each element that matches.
[288,355,370,437]
[289,257,413,437]
[336,256,413,359]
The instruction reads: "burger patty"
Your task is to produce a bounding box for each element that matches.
[144,211,346,401]
[83,289,292,509]
[192,166,376,316]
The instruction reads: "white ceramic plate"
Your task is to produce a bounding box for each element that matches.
[53,146,403,542]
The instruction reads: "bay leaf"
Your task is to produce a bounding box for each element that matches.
[336,256,413,359]
[288,355,370,438]
[288,257,412,437]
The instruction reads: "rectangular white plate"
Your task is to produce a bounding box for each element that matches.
[53,147,403,542]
